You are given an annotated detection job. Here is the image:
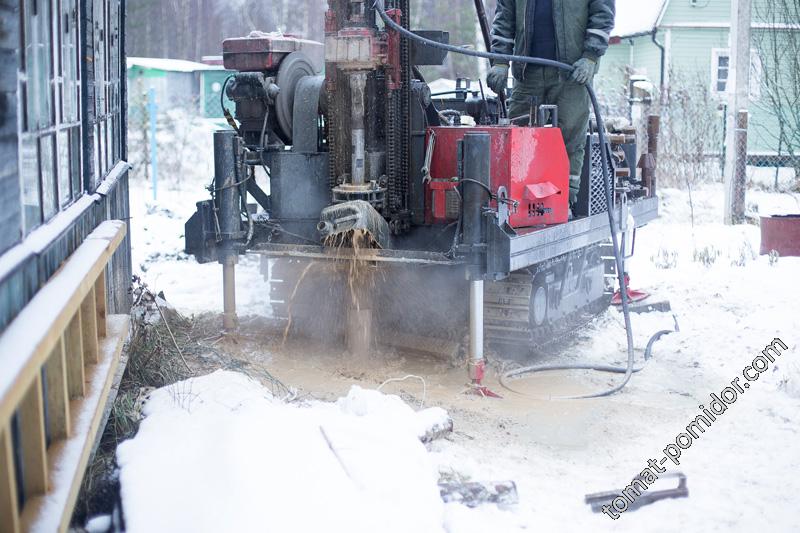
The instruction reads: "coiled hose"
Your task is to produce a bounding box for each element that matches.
[374,0,671,399]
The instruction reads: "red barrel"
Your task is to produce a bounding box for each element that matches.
[760,215,800,256]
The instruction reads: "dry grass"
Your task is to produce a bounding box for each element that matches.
[73,278,294,527]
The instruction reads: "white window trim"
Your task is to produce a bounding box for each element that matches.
[710,48,763,101]
[711,48,730,98]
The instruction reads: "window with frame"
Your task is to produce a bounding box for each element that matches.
[19,0,82,234]
[92,0,123,185]
[712,49,730,94]
[711,48,763,100]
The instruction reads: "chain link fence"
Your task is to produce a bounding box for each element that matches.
[601,66,799,225]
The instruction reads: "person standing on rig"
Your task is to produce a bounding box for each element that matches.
[486,0,615,211]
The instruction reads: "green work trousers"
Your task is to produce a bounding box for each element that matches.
[508,66,590,202]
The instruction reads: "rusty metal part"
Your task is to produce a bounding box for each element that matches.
[760,215,800,256]
[222,31,323,72]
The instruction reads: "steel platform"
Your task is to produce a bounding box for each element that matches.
[250,196,659,274]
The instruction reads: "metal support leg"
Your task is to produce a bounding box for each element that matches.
[469,280,484,366]
[467,279,499,397]
[222,256,238,330]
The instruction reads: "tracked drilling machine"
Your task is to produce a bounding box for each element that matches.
[185,0,659,393]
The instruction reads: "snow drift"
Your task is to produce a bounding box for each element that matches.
[116,371,457,533]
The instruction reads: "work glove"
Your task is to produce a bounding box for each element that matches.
[486,63,509,95]
[571,58,596,85]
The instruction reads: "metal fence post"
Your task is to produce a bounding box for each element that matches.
[147,88,158,201]
[732,110,749,223]
[724,110,749,224]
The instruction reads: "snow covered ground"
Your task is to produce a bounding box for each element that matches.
[129,118,272,316]
[122,131,800,532]
[116,372,451,533]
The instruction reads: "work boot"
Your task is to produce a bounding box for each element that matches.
[569,175,580,220]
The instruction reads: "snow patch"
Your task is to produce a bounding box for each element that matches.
[127,57,218,73]
[117,371,467,533]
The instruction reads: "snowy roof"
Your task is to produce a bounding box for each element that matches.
[612,0,668,38]
[126,56,217,73]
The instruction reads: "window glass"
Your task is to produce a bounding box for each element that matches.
[58,130,71,206]
[94,124,101,181]
[62,0,79,123]
[23,0,53,131]
[712,51,730,95]
[20,137,41,233]
[40,135,58,221]
[106,118,113,170]
[69,127,81,196]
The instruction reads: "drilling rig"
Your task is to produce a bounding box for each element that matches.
[185,0,659,390]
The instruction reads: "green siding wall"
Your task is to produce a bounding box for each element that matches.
[667,27,728,76]
[661,0,731,25]
[662,0,774,25]
[598,1,794,154]
[596,34,664,102]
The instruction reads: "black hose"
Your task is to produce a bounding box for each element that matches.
[220,75,234,115]
[373,0,638,399]
[500,324,678,396]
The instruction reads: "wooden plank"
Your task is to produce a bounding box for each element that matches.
[0,426,21,533]
[94,274,107,338]
[80,287,99,365]
[0,220,126,429]
[18,375,48,499]
[43,339,70,442]
[64,312,85,400]
[19,315,129,533]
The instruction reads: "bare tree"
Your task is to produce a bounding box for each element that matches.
[126,1,490,82]
[654,68,725,188]
[754,0,800,186]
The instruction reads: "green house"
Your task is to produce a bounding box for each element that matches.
[200,68,235,120]
[127,57,232,119]
[598,0,797,156]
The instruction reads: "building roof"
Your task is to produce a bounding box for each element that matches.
[612,0,668,38]
[126,57,218,73]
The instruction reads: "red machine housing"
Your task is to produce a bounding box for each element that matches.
[424,126,570,228]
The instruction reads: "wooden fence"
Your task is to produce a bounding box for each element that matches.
[0,220,130,533]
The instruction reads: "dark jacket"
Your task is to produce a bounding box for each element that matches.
[491,0,615,78]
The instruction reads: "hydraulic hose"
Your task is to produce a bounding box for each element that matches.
[373,0,640,399]
[499,323,679,397]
